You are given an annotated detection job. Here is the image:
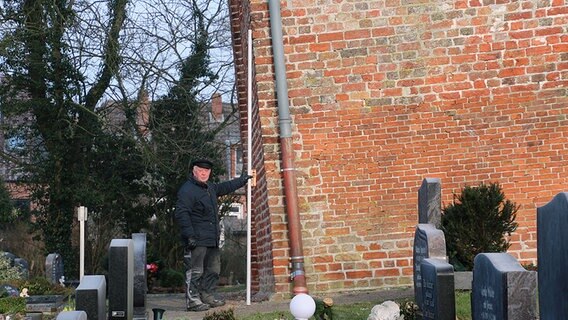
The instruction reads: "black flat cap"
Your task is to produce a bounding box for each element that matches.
[191,158,214,169]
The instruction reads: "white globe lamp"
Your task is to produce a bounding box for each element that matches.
[289,293,316,320]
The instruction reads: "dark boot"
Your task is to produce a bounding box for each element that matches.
[185,272,209,311]
[201,294,226,307]
[187,303,210,312]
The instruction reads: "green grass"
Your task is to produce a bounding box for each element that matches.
[455,290,472,320]
[239,302,375,320]
[238,291,473,320]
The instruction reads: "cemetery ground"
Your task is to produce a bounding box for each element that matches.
[144,286,474,319]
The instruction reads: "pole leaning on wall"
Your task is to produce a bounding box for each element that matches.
[246,28,253,306]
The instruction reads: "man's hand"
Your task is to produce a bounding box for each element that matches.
[187,237,197,250]
[241,172,253,181]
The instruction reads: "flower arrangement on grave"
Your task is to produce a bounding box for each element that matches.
[146,262,159,290]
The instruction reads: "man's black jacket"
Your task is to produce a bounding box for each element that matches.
[174,175,248,248]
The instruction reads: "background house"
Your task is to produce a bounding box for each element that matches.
[229,0,568,299]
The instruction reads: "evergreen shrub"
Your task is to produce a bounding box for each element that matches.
[441,182,519,271]
[0,296,26,314]
[158,268,185,288]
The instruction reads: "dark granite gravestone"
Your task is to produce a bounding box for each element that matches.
[24,312,42,320]
[537,192,568,319]
[413,224,447,312]
[472,253,537,320]
[14,257,29,279]
[0,284,19,297]
[26,295,67,313]
[418,178,442,227]
[45,253,64,285]
[1,251,16,265]
[108,239,134,320]
[132,233,148,320]
[421,258,455,320]
[76,275,107,320]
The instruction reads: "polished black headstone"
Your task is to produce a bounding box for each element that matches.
[108,239,134,320]
[45,253,64,285]
[537,192,568,319]
[472,253,537,320]
[76,275,107,320]
[418,178,441,227]
[421,258,455,320]
[14,258,29,279]
[132,233,148,320]
[413,224,447,311]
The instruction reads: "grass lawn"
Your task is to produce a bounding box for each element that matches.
[238,291,472,320]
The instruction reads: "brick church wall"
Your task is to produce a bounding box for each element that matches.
[231,0,568,298]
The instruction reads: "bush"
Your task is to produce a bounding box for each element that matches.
[0,296,26,314]
[441,182,518,270]
[0,254,23,282]
[12,277,70,296]
[220,231,246,285]
[203,308,236,320]
[158,268,185,288]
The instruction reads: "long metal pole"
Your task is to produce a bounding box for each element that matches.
[246,28,253,306]
[78,206,87,280]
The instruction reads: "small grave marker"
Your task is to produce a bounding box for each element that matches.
[45,253,64,285]
[421,258,455,320]
[472,253,537,320]
[413,224,446,312]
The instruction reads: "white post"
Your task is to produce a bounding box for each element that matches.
[78,206,88,281]
[246,28,253,306]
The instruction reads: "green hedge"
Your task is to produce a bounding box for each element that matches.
[0,296,26,314]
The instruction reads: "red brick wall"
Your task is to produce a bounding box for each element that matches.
[232,0,568,298]
[229,0,278,298]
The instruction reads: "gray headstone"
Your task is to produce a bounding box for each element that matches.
[76,275,107,320]
[0,284,19,297]
[45,253,64,284]
[56,311,88,320]
[472,253,537,320]
[24,312,43,320]
[132,233,147,319]
[108,239,134,320]
[537,192,568,319]
[418,178,441,227]
[421,258,455,320]
[413,224,447,312]
[14,257,30,279]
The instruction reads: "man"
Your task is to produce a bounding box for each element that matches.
[174,158,252,311]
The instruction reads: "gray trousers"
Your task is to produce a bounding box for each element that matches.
[183,246,221,307]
